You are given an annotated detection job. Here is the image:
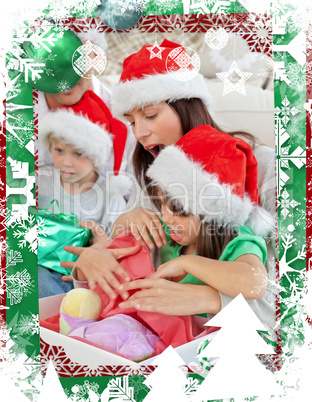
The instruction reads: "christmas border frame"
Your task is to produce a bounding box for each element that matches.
[2,1,309,400]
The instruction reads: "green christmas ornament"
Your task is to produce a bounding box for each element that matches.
[21,26,86,94]
[97,0,144,30]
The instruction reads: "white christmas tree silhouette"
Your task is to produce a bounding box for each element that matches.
[38,359,69,402]
[193,294,281,401]
[143,346,189,402]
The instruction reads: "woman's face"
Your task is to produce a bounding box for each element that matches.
[123,102,183,158]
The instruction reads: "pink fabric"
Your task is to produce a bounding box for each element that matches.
[94,230,217,353]
[41,230,218,360]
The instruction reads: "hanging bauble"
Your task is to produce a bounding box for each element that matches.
[205,27,229,50]
[21,26,84,93]
[72,40,107,79]
[97,0,144,30]
[166,46,201,81]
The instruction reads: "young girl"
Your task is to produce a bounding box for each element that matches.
[118,126,275,334]
[61,39,276,334]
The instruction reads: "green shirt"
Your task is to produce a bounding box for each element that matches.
[159,223,267,286]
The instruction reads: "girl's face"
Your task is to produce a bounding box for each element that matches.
[123,102,183,158]
[160,198,201,248]
[50,138,95,186]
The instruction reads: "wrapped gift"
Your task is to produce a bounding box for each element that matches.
[34,200,91,275]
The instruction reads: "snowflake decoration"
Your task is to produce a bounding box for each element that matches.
[6,269,35,305]
[47,1,72,25]
[157,0,179,13]
[184,376,200,397]
[216,60,253,96]
[275,96,300,126]
[278,188,300,220]
[56,80,72,93]
[294,209,305,228]
[67,380,100,401]
[106,376,135,401]
[11,213,37,253]
[118,0,146,13]
[6,114,35,148]
[6,249,23,267]
[286,62,306,91]
[16,313,39,337]
[146,41,166,60]
[286,117,306,143]
[128,375,150,399]
[286,9,309,33]
[37,217,50,247]
[307,61,312,87]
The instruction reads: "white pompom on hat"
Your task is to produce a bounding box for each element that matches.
[111,39,213,120]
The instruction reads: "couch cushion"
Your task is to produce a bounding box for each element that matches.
[206,78,275,148]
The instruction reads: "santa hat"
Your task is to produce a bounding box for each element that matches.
[111,39,213,120]
[147,125,275,236]
[39,90,128,174]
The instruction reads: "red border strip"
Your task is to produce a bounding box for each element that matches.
[0,91,6,325]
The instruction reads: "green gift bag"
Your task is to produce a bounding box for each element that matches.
[34,200,91,276]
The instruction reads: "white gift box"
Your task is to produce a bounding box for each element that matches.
[39,293,214,369]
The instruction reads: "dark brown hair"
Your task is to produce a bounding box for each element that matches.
[196,220,237,259]
[133,97,256,209]
[161,195,237,259]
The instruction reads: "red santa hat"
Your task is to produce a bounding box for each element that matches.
[39,90,128,174]
[147,125,275,236]
[111,39,213,120]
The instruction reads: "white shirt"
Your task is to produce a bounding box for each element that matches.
[37,166,127,237]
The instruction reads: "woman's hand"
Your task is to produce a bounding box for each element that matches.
[111,207,167,250]
[118,279,221,316]
[60,244,141,299]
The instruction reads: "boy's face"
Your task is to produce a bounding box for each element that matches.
[50,138,95,185]
[160,196,201,247]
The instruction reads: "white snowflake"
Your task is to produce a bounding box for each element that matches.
[65,380,100,401]
[6,249,23,267]
[56,80,72,93]
[278,188,300,220]
[16,313,39,337]
[275,96,300,126]
[106,376,135,401]
[6,113,35,148]
[279,233,306,292]
[6,269,35,305]
[37,217,51,247]
[286,62,306,91]
[12,214,36,253]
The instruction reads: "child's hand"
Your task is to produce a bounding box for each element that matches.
[79,220,112,248]
[151,257,188,282]
[60,244,141,300]
[111,208,167,250]
[118,279,221,316]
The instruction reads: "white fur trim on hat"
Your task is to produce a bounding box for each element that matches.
[39,109,113,169]
[247,206,277,237]
[105,173,134,198]
[111,72,213,120]
[76,29,108,51]
[147,145,254,229]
